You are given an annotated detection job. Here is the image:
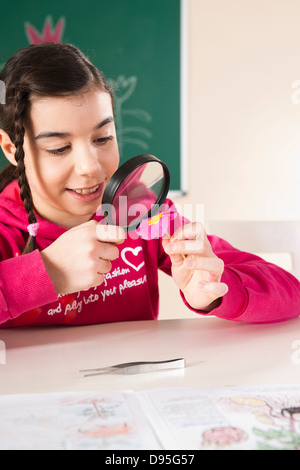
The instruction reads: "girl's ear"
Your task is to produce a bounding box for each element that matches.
[0,129,17,166]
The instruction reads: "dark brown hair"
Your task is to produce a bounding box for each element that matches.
[0,42,113,253]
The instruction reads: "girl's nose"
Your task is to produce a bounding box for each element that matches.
[73,148,101,177]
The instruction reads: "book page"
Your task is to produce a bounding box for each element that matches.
[0,386,300,450]
[0,391,160,450]
[139,385,300,450]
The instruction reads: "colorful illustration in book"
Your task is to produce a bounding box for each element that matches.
[0,392,157,450]
[202,426,248,449]
[205,394,300,450]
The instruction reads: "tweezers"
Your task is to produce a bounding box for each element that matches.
[79,357,185,377]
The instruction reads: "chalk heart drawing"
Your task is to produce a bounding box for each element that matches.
[121,247,145,272]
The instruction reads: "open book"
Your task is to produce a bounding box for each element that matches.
[0,385,299,450]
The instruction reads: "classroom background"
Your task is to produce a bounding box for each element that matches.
[163,0,300,318]
[1,0,299,319]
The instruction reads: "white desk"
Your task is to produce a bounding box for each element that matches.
[0,316,299,395]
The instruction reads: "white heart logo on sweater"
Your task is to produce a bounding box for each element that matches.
[121,247,145,272]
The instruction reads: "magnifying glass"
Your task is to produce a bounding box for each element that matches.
[101,154,170,231]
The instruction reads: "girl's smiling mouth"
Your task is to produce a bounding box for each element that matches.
[73,184,100,195]
[66,183,104,201]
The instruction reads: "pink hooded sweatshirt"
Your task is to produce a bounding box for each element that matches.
[0,180,299,327]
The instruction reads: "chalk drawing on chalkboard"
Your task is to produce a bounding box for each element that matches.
[1,16,153,161]
[0,15,65,78]
[109,75,152,158]
[25,15,65,44]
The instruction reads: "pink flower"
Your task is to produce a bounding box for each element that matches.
[136,209,178,240]
[25,16,65,44]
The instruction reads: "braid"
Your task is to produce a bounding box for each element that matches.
[0,43,114,254]
[13,90,37,254]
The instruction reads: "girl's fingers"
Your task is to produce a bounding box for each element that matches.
[98,242,120,262]
[198,281,229,299]
[161,237,185,268]
[163,223,229,309]
[164,239,204,255]
[164,222,211,256]
[171,222,205,243]
[184,256,224,275]
[96,258,113,275]
[96,224,125,244]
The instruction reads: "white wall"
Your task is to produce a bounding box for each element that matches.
[159,0,300,319]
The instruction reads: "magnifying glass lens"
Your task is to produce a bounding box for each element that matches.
[101,155,170,231]
[112,162,164,227]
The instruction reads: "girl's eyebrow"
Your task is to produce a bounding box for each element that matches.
[33,116,114,140]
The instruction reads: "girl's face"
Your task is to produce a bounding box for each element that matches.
[23,89,119,228]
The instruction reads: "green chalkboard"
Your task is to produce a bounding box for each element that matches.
[0,0,185,193]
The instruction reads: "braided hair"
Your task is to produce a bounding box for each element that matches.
[0,43,114,254]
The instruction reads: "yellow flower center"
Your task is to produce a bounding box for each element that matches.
[148,213,163,226]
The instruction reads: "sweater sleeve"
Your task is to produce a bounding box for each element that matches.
[181,235,300,323]
[0,250,58,324]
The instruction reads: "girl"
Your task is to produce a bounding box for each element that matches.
[0,42,299,327]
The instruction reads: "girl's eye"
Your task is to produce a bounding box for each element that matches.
[46,146,70,155]
[44,136,113,155]
[95,136,113,145]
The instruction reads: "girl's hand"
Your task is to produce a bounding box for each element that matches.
[41,221,125,295]
[162,222,228,311]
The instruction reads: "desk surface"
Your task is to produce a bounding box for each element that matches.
[0,317,299,395]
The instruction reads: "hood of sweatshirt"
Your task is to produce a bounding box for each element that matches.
[0,180,69,244]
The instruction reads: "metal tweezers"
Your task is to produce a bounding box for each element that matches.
[79,357,185,377]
